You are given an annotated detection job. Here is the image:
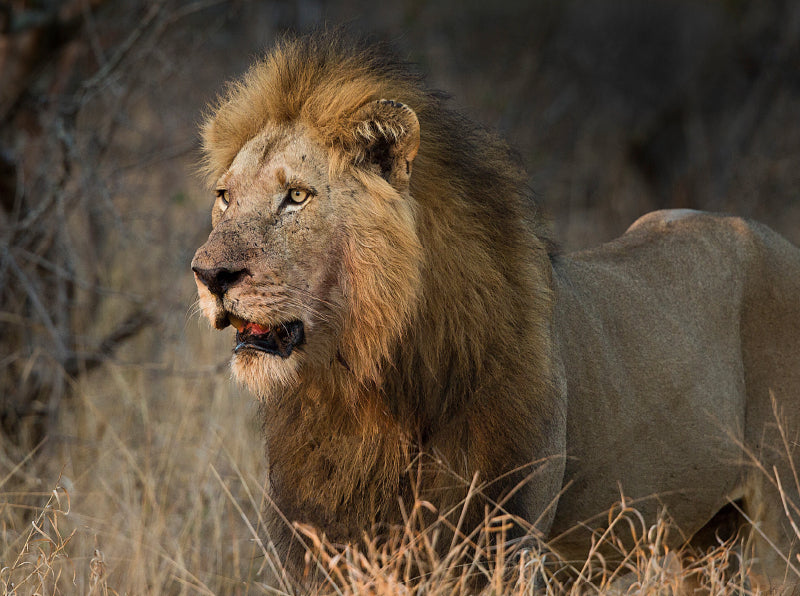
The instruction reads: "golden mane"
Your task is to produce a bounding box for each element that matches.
[197,33,564,569]
[201,33,425,179]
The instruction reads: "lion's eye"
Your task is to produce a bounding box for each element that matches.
[216,189,229,208]
[287,188,311,205]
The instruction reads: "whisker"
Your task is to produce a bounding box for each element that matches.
[197,282,344,328]
[186,298,204,321]
[274,288,343,324]
[282,283,343,311]
[280,297,337,326]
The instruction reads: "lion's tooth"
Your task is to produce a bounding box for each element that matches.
[228,314,246,331]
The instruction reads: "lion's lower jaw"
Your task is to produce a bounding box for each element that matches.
[231,351,301,398]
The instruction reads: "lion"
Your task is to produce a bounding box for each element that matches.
[192,32,800,588]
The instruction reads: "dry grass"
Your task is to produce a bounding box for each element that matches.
[289,493,755,595]
[1,362,797,595]
[0,318,267,594]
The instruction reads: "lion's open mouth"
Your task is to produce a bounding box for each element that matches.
[231,317,305,358]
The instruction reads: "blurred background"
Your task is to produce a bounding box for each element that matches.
[1,0,798,592]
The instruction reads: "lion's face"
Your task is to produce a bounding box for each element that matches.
[193,104,423,396]
[192,124,350,390]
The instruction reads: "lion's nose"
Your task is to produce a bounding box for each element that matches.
[192,266,249,297]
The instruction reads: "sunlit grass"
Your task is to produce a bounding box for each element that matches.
[0,470,761,595]
[0,343,797,594]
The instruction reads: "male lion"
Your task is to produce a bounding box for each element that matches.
[192,33,800,588]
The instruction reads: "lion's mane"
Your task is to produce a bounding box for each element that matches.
[200,31,566,565]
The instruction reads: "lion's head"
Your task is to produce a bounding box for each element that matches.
[192,39,429,397]
[193,35,552,404]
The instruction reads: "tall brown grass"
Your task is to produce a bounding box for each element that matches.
[1,341,796,595]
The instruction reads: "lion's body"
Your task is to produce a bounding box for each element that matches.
[550,211,800,579]
[192,33,800,587]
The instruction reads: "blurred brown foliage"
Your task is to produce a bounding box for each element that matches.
[1,0,154,451]
[1,0,798,455]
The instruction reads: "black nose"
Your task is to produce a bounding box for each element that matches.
[192,266,249,297]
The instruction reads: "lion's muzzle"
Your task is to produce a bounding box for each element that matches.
[192,256,306,359]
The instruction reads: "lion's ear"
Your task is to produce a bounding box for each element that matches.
[351,99,420,189]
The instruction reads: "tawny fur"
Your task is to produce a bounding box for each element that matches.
[193,32,800,589]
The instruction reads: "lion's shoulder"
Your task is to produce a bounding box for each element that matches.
[624,208,757,238]
[607,209,764,261]
[553,209,765,303]
[625,208,706,232]
[620,209,794,267]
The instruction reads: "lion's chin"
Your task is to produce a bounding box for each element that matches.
[231,350,302,398]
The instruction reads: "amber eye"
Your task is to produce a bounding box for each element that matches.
[287,188,311,205]
[216,189,229,207]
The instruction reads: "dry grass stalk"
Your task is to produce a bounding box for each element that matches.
[0,479,74,595]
